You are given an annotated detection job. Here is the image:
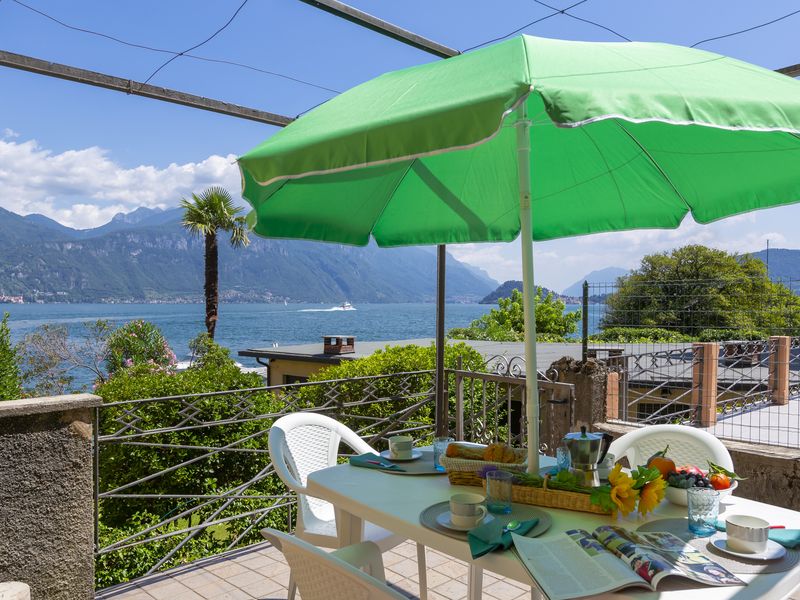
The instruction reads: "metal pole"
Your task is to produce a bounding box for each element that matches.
[0,50,293,127]
[516,99,540,474]
[435,244,448,436]
[582,280,589,362]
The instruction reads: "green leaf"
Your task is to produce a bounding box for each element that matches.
[590,485,616,512]
[707,461,747,481]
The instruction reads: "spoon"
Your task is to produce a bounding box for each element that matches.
[502,520,522,535]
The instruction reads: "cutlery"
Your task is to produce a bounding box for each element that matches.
[502,520,522,535]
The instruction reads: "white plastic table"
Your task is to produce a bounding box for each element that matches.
[307,458,800,600]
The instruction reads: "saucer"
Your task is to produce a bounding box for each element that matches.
[710,538,787,561]
[435,510,493,532]
[380,449,422,462]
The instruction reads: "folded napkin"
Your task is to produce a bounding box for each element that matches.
[714,520,800,549]
[349,453,405,472]
[468,517,539,559]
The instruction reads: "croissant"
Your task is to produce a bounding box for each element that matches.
[483,443,521,464]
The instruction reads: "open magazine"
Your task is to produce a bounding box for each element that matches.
[511,525,745,600]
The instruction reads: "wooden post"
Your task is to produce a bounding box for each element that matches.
[691,343,719,427]
[455,356,464,441]
[606,371,620,420]
[769,336,791,405]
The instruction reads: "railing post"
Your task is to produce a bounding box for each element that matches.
[606,371,619,420]
[691,342,719,426]
[769,335,791,405]
[582,280,589,362]
[455,356,464,440]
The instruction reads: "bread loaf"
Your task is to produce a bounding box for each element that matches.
[444,442,486,460]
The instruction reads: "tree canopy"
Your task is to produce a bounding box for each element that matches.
[602,245,800,338]
[449,288,580,342]
[0,312,21,400]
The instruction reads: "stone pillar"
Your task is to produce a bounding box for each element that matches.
[0,394,101,600]
[769,335,791,406]
[549,357,610,431]
[691,343,719,427]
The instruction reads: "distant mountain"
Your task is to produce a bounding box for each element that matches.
[562,267,629,297]
[0,207,497,303]
[751,248,800,292]
[479,280,562,304]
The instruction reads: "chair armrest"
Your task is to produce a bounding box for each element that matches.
[331,541,386,582]
[268,429,309,495]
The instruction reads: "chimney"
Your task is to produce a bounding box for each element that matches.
[323,335,355,355]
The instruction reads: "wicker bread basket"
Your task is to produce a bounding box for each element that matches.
[440,444,527,487]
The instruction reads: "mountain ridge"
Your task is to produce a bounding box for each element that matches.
[0,207,496,303]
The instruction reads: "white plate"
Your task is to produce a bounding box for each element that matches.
[710,538,786,561]
[380,449,422,462]
[435,510,494,532]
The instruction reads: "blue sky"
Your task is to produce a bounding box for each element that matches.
[1,0,799,291]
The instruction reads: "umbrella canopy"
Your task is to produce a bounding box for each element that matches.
[238,35,800,473]
[240,35,800,246]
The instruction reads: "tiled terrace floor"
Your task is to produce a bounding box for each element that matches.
[96,540,533,600]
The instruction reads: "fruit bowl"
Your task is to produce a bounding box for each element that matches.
[664,480,738,506]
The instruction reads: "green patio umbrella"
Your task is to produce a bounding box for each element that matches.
[238,35,800,474]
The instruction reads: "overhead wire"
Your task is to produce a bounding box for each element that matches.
[530,0,631,42]
[8,0,340,93]
[691,7,800,48]
[463,0,590,51]
[141,0,250,84]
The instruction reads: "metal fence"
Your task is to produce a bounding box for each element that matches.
[94,365,574,587]
[581,277,800,357]
[605,336,800,448]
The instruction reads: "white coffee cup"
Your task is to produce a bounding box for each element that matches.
[450,493,487,528]
[726,515,769,554]
[388,435,413,459]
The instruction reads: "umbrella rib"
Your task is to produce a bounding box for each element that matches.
[613,121,692,214]
[370,160,416,243]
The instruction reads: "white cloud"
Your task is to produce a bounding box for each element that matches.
[2,128,19,139]
[0,136,241,228]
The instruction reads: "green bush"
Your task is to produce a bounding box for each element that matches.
[302,342,485,446]
[697,328,767,342]
[591,327,692,343]
[96,338,287,586]
[449,288,580,342]
[0,312,21,400]
[106,320,177,375]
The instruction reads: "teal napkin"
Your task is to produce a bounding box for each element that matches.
[468,517,539,559]
[349,453,405,472]
[714,520,800,548]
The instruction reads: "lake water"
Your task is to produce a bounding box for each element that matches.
[2,303,498,364]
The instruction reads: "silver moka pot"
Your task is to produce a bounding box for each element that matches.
[562,426,613,487]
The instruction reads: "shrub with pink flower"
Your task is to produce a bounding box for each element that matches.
[106,320,177,375]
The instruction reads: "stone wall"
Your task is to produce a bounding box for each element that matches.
[549,356,609,434]
[596,421,800,511]
[0,395,101,600]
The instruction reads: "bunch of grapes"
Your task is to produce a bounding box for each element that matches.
[665,470,712,489]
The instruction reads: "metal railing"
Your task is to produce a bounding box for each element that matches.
[95,366,575,587]
[94,370,436,586]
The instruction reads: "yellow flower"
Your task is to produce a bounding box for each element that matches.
[610,480,638,516]
[608,465,638,516]
[638,477,667,516]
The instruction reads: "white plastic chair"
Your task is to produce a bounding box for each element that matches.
[261,528,409,600]
[0,582,30,600]
[608,424,734,471]
[269,413,427,600]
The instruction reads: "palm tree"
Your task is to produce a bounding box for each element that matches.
[181,186,250,339]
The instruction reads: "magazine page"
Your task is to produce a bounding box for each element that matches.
[592,525,683,587]
[592,526,745,588]
[637,532,745,587]
[511,531,650,600]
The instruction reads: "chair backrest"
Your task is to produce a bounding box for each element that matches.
[261,529,406,600]
[608,424,734,472]
[269,413,374,525]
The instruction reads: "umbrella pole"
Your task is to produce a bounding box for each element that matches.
[515,102,540,474]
